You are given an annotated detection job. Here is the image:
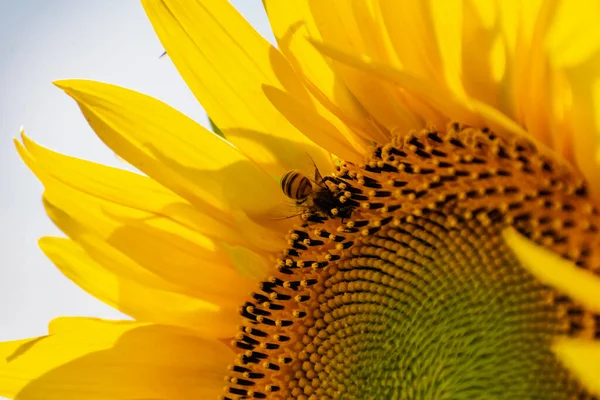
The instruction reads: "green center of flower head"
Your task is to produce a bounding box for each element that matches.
[223,123,600,400]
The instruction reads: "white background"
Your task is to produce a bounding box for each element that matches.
[0,1,273,343]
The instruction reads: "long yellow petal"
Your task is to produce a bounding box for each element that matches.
[15,137,257,297]
[460,1,507,112]
[18,130,274,294]
[17,133,240,244]
[503,228,600,314]
[562,51,600,201]
[379,0,454,90]
[307,1,424,133]
[141,0,332,177]
[264,0,382,148]
[310,39,480,128]
[45,202,258,309]
[15,134,286,264]
[40,201,212,299]
[553,337,600,395]
[53,79,285,219]
[476,0,600,200]
[0,318,230,400]
[41,188,259,303]
[262,85,362,162]
[264,0,365,122]
[39,238,240,337]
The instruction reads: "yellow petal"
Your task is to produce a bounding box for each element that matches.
[553,337,600,395]
[562,53,600,202]
[479,0,600,200]
[262,85,362,163]
[0,318,230,400]
[41,188,258,304]
[49,206,252,311]
[16,133,287,261]
[16,133,240,244]
[310,37,567,153]
[141,0,332,177]
[220,243,272,281]
[264,0,365,122]
[307,1,424,132]
[40,200,208,298]
[17,133,272,307]
[39,237,241,337]
[460,1,507,111]
[503,228,600,314]
[16,137,254,299]
[379,0,458,90]
[264,0,382,147]
[53,79,285,219]
[310,39,480,127]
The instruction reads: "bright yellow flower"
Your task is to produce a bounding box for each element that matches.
[3,0,600,398]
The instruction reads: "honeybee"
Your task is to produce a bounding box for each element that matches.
[280,167,355,221]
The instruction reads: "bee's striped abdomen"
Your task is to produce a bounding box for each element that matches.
[281,170,313,200]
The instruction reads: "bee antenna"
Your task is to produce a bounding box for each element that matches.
[268,212,304,221]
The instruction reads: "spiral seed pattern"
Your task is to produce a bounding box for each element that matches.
[223,123,600,399]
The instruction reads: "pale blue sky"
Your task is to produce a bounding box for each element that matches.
[0,1,273,342]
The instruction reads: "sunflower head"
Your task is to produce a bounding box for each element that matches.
[224,122,599,399]
[2,1,600,400]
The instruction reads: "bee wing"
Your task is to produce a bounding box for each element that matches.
[295,152,328,188]
[265,200,305,221]
[313,162,324,184]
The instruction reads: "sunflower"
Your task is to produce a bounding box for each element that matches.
[3,0,600,399]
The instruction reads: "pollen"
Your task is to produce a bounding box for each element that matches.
[223,124,600,399]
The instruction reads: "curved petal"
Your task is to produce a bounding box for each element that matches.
[553,337,600,395]
[460,1,507,113]
[468,1,600,200]
[562,52,600,201]
[310,37,580,168]
[141,0,333,176]
[53,79,286,219]
[264,0,382,148]
[17,132,273,301]
[379,0,456,90]
[310,39,481,128]
[0,318,231,400]
[39,238,240,337]
[307,1,425,133]
[262,85,362,162]
[15,136,263,296]
[41,188,258,303]
[503,228,600,313]
[302,1,600,200]
[16,133,287,263]
[263,0,367,122]
[16,133,241,245]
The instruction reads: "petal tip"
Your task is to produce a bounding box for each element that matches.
[503,227,600,314]
[553,337,600,395]
[52,79,70,90]
[13,137,25,156]
[53,79,93,94]
[19,132,39,153]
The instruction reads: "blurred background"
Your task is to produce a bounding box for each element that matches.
[0,1,273,341]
